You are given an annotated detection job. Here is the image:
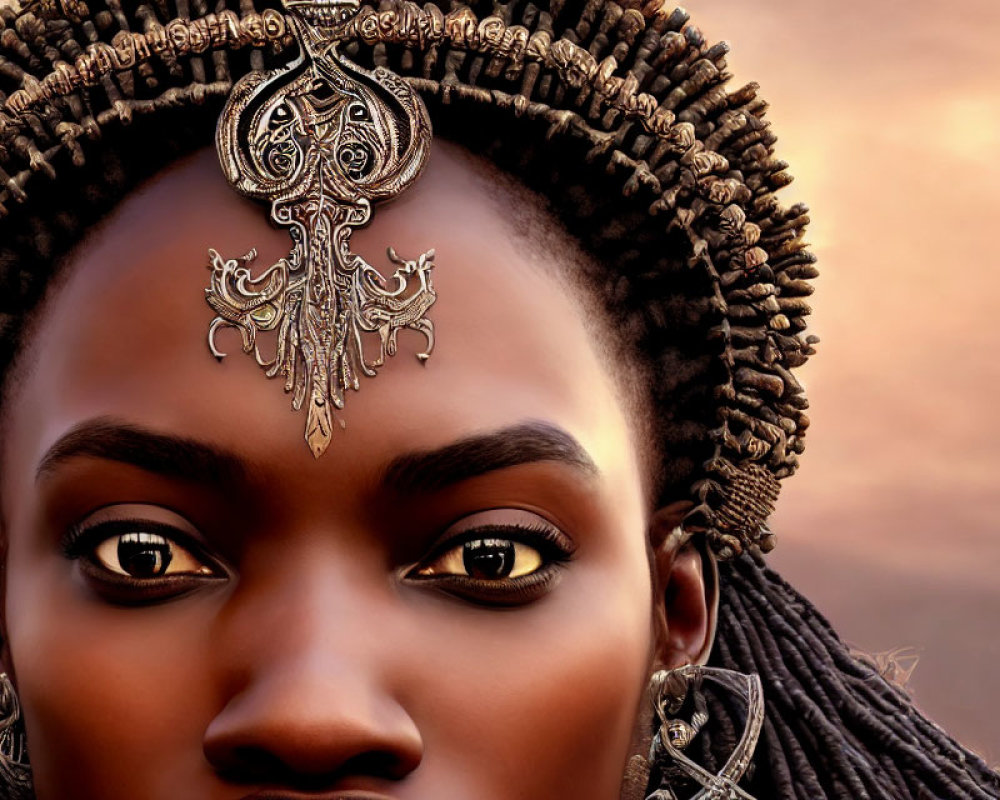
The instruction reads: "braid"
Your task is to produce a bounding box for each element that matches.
[1,2,997,798]
[707,554,1000,799]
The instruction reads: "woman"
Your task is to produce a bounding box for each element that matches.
[0,0,996,797]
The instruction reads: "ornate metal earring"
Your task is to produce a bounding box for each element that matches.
[644,665,764,800]
[0,673,32,800]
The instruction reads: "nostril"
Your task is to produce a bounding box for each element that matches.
[214,745,415,787]
[214,747,290,783]
[340,750,415,782]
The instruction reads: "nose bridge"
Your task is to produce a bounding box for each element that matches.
[214,528,404,692]
[204,533,422,781]
[233,534,382,658]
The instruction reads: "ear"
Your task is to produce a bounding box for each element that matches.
[618,502,720,800]
[648,501,718,669]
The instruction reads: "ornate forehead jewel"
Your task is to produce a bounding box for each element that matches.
[205,0,436,457]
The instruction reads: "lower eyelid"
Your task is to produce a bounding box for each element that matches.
[75,559,226,606]
[420,567,565,607]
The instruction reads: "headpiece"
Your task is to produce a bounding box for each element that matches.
[0,0,817,559]
[207,0,436,457]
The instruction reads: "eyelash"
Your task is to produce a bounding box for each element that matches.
[62,519,225,605]
[405,522,575,607]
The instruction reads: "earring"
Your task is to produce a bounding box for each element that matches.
[0,673,33,800]
[644,665,763,800]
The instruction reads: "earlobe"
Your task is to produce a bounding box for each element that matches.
[648,503,718,670]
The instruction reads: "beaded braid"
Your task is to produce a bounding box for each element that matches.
[1,2,997,799]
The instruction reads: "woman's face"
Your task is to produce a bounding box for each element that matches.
[0,142,707,799]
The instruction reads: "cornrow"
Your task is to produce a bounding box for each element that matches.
[1,1,997,798]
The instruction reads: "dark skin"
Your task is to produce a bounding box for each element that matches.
[0,142,710,800]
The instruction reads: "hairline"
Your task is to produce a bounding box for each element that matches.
[448,144,660,496]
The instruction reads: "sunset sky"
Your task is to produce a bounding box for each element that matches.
[688,0,1000,762]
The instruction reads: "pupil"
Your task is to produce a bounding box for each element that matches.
[117,534,172,578]
[463,538,515,580]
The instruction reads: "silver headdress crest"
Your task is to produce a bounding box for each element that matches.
[206,0,436,457]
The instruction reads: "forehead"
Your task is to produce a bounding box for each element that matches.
[2,140,643,504]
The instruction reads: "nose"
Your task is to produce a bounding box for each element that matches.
[203,662,423,784]
[202,554,423,786]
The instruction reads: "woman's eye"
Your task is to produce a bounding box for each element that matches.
[405,511,575,606]
[416,537,544,581]
[61,506,226,604]
[93,532,215,579]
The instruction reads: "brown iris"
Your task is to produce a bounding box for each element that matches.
[462,538,515,580]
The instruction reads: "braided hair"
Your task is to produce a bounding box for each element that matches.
[0,0,997,798]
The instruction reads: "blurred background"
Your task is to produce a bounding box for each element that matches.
[689,0,999,764]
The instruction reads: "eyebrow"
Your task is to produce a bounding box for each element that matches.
[380,421,598,495]
[34,418,597,495]
[35,417,247,487]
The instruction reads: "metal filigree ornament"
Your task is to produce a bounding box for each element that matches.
[0,674,32,800]
[645,666,763,800]
[207,0,436,457]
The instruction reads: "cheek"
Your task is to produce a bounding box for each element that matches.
[8,561,221,799]
[404,547,654,799]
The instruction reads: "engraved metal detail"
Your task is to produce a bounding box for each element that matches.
[646,665,764,800]
[207,0,436,457]
[0,673,32,800]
